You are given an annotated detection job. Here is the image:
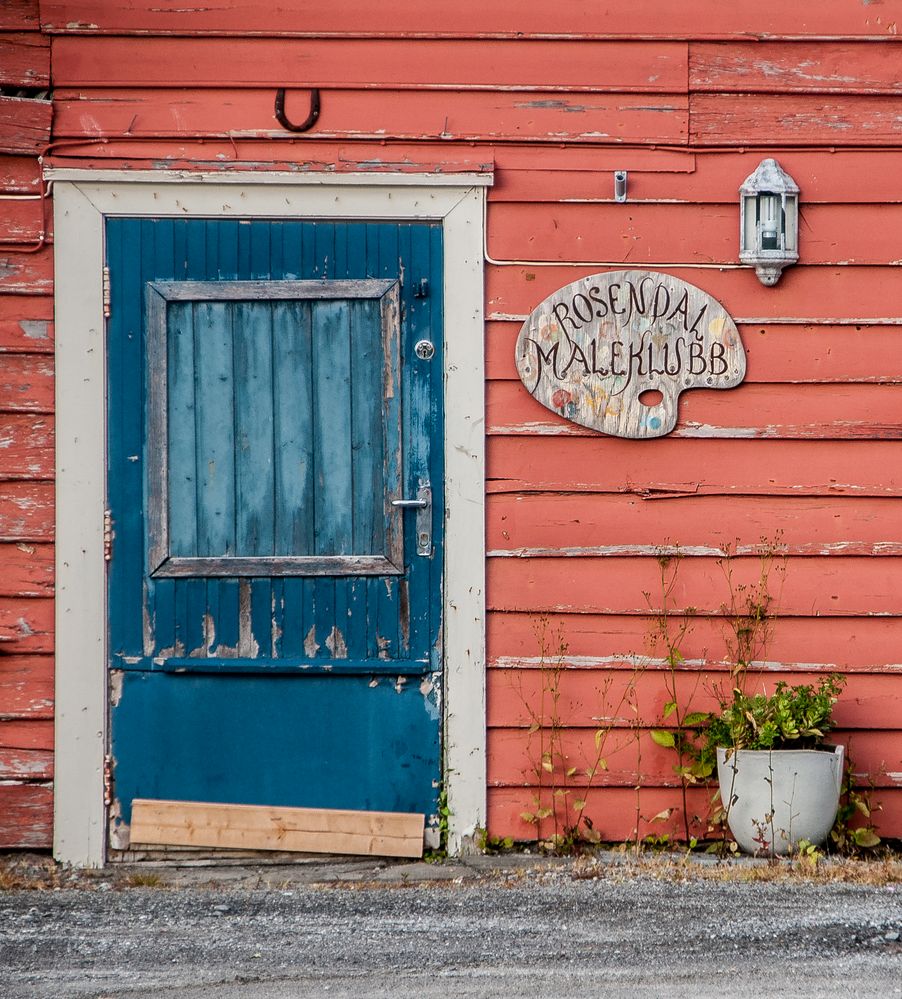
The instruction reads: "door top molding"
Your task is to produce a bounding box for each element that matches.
[45,168,494,187]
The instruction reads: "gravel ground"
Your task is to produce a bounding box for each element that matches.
[1,856,900,998]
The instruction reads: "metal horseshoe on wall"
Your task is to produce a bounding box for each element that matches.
[274,88,321,133]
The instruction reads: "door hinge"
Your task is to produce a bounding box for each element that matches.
[102,265,111,318]
[103,508,114,561]
[103,754,114,807]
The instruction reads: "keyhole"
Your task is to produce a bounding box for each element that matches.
[415,340,435,361]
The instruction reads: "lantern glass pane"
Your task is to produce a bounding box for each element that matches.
[757,194,782,251]
[742,197,757,252]
[784,196,798,252]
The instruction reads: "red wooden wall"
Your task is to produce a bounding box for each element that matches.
[0,0,53,848]
[1,0,901,848]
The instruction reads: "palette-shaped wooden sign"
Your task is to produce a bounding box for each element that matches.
[516,270,746,439]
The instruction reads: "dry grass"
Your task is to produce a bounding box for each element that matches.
[0,852,170,891]
[570,848,902,885]
[0,854,65,891]
[119,871,166,888]
[2,847,900,892]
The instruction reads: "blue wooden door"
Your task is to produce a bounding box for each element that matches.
[106,218,444,845]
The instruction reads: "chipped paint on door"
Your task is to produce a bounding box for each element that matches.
[106,218,444,845]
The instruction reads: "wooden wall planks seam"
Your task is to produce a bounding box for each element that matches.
[487,728,902,789]
[486,202,902,266]
[48,36,902,98]
[690,94,902,146]
[486,614,902,672]
[0,596,53,653]
[488,265,902,320]
[486,493,902,557]
[0,481,53,541]
[487,556,902,617]
[487,786,902,843]
[31,146,902,203]
[0,197,53,245]
[485,437,902,497]
[487,670,902,727]
[0,33,51,88]
[489,150,902,202]
[0,655,53,717]
[0,97,52,156]
[49,37,689,92]
[0,782,52,848]
[0,414,54,480]
[0,0,39,33]
[0,249,54,295]
[36,0,902,39]
[689,41,902,94]
[49,89,691,145]
[487,381,902,441]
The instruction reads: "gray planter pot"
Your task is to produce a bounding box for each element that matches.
[716,744,844,856]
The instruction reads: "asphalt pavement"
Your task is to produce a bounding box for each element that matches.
[1,853,900,998]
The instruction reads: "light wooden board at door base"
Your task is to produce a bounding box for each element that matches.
[129,799,425,859]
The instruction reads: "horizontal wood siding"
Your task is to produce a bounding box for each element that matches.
[0,33,50,88]
[689,42,902,95]
[37,2,902,39]
[488,203,902,265]
[50,89,691,145]
[487,494,902,558]
[0,96,52,155]
[487,437,902,497]
[51,37,689,92]
[0,0,53,848]
[690,94,902,146]
[488,381,902,440]
[482,141,902,839]
[490,150,902,203]
[487,613,902,673]
[0,0,39,33]
[2,12,900,848]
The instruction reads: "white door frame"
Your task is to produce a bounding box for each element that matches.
[49,169,490,866]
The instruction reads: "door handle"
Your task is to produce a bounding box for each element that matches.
[391,483,432,556]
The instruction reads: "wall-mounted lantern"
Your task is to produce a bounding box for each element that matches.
[739,158,799,286]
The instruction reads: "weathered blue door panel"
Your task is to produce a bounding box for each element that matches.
[111,672,441,824]
[106,218,444,833]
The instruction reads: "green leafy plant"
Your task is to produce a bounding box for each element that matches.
[423,784,452,861]
[795,838,823,870]
[706,673,846,755]
[830,757,882,854]
[475,826,514,854]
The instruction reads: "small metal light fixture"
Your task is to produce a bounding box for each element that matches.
[739,158,799,286]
